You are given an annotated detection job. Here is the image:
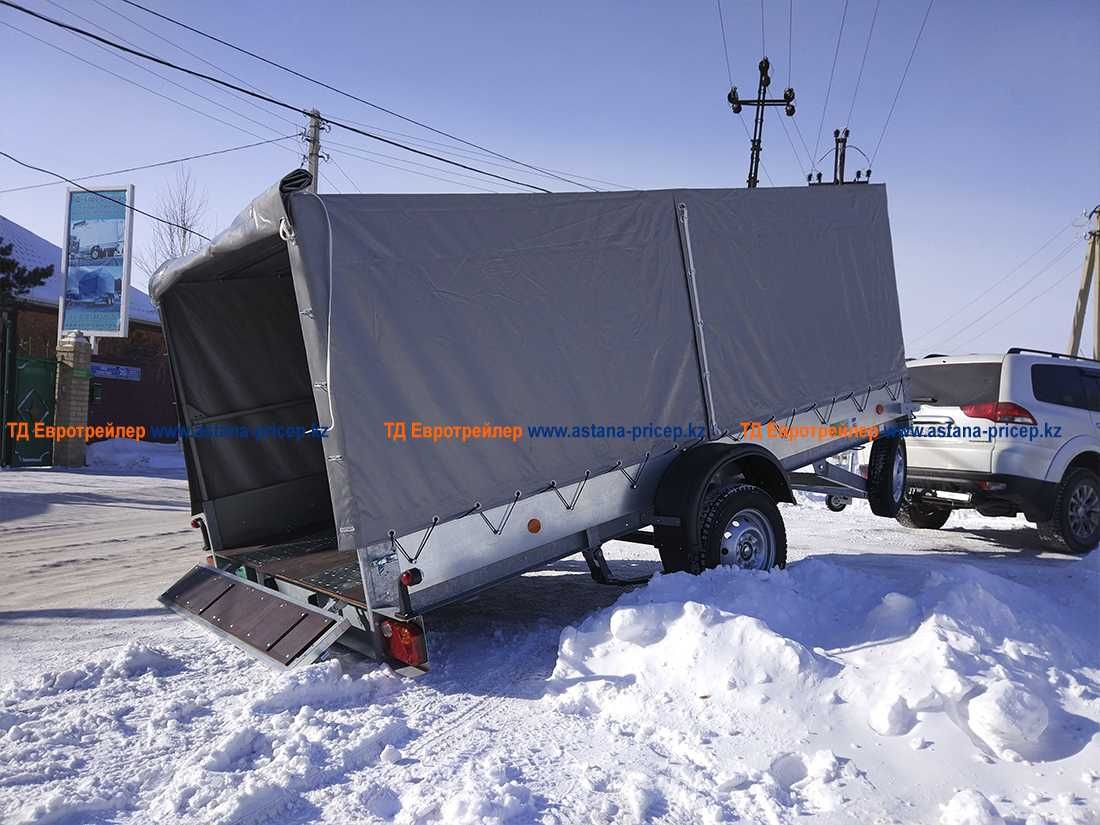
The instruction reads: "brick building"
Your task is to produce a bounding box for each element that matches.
[1,214,177,465]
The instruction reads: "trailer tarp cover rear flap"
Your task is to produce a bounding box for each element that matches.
[283,183,904,547]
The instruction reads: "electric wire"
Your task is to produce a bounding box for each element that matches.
[0,150,212,240]
[716,0,775,186]
[0,18,341,192]
[0,136,296,195]
[0,1,554,193]
[955,260,1085,350]
[845,0,880,128]
[870,0,934,165]
[91,0,622,190]
[89,0,302,130]
[111,0,601,192]
[932,238,1083,351]
[324,138,532,192]
[760,0,766,57]
[812,0,848,172]
[38,1,298,140]
[908,218,1077,345]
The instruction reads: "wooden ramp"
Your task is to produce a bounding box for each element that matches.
[159,565,350,669]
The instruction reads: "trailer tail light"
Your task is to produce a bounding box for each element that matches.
[960,402,1036,425]
[379,619,427,668]
[190,516,202,529]
[399,568,422,587]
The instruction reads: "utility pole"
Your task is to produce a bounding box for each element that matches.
[306,109,323,194]
[727,58,796,188]
[1067,206,1100,358]
[808,129,872,185]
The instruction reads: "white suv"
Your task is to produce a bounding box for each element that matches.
[898,348,1100,553]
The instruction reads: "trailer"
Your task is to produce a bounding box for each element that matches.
[150,170,913,673]
[70,219,123,259]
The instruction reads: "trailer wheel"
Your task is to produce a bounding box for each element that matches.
[699,484,787,571]
[825,494,850,512]
[866,437,906,517]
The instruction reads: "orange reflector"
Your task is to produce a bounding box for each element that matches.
[380,619,427,667]
[527,518,542,534]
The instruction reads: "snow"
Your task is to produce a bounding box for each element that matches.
[0,470,1097,824]
[85,438,184,471]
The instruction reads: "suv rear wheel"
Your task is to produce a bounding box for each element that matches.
[896,499,950,530]
[1038,467,1100,553]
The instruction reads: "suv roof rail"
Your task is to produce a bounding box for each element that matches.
[1006,347,1100,363]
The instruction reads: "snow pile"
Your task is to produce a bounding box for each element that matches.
[0,645,406,825]
[85,438,184,471]
[547,552,1100,823]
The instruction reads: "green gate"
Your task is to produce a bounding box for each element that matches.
[1,349,57,467]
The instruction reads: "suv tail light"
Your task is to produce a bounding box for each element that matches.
[379,618,427,667]
[960,402,1036,425]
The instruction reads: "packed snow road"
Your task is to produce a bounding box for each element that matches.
[0,458,1097,825]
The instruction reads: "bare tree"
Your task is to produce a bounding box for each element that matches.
[137,167,208,277]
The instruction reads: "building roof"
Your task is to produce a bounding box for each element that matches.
[0,213,160,325]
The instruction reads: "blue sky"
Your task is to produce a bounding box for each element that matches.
[1,0,1097,356]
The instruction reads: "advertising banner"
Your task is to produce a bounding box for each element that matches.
[59,186,134,338]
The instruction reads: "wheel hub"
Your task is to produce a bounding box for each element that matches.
[720,508,775,570]
[1068,483,1100,540]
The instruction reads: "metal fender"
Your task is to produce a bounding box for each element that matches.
[1044,436,1100,484]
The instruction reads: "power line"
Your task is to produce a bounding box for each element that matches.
[94,0,626,191]
[955,261,1084,350]
[715,0,775,187]
[0,150,211,240]
[1,18,342,195]
[933,238,1083,350]
[89,0,300,130]
[327,114,633,190]
[0,136,296,195]
[325,139,532,192]
[716,0,734,86]
[908,218,1077,345]
[0,0,553,194]
[812,0,849,171]
[870,0,934,165]
[845,0,880,128]
[111,0,600,192]
[786,0,793,88]
[773,108,807,177]
[38,0,295,140]
[759,0,766,57]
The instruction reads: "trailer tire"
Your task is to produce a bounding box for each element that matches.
[825,494,850,512]
[91,246,101,259]
[895,499,950,529]
[866,436,906,517]
[699,484,787,571]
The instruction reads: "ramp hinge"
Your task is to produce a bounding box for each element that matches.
[300,308,314,318]
[313,381,328,392]
[338,526,356,534]
[327,454,343,462]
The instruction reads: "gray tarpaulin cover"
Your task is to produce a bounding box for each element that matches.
[151,173,905,550]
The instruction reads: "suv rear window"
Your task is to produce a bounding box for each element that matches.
[908,362,1001,406]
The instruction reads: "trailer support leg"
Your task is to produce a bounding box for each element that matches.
[580,544,651,587]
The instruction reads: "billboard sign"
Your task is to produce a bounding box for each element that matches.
[59,186,134,338]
